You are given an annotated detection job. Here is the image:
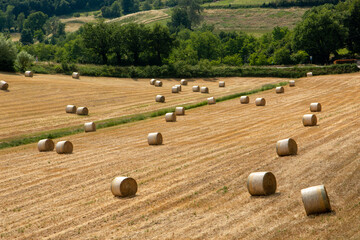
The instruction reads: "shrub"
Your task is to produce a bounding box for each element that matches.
[15,51,34,72]
[0,34,17,71]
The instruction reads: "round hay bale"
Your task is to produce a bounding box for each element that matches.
[207,97,216,105]
[175,84,182,91]
[148,132,163,145]
[155,80,163,87]
[76,107,89,115]
[0,80,9,90]
[200,87,209,93]
[276,138,297,156]
[155,95,165,103]
[111,177,138,197]
[255,98,266,106]
[72,72,80,79]
[172,86,179,93]
[192,86,200,92]
[302,114,317,126]
[219,81,225,87]
[175,107,185,115]
[240,96,249,104]
[25,71,33,77]
[276,86,284,94]
[301,185,331,216]
[165,112,176,122]
[180,79,188,85]
[310,103,322,112]
[66,105,77,114]
[150,79,156,85]
[38,139,55,152]
[56,140,73,154]
[307,72,313,77]
[84,122,96,132]
[289,80,295,87]
[247,172,277,196]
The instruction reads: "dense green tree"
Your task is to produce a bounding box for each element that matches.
[20,29,34,45]
[273,47,292,65]
[345,0,360,54]
[141,0,152,11]
[179,0,202,28]
[149,24,174,64]
[34,29,45,42]
[101,1,122,18]
[190,31,220,60]
[153,0,163,9]
[122,23,150,65]
[5,5,15,30]
[168,0,202,32]
[44,17,66,37]
[23,11,48,33]
[16,12,25,32]
[15,50,34,71]
[0,11,6,31]
[111,24,126,64]
[0,33,17,71]
[167,7,191,32]
[122,0,139,14]
[82,21,112,64]
[292,5,347,64]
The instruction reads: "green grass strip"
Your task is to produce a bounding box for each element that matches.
[0,81,288,150]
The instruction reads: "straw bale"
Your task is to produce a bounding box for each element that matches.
[307,72,313,77]
[56,140,73,154]
[276,138,297,156]
[219,81,225,87]
[165,112,176,122]
[155,95,165,102]
[0,80,8,90]
[310,103,321,112]
[301,185,331,215]
[172,86,179,93]
[175,107,185,115]
[84,122,96,132]
[38,139,55,152]
[66,105,77,113]
[111,177,138,197]
[240,96,249,104]
[200,87,209,93]
[207,97,216,104]
[247,172,277,196]
[150,79,156,85]
[180,79,188,85]
[276,86,284,94]
[77,107,88,115]
[192,86,200,92]
[289,80,295,87]
[25,71,33,77]
[255,98,266,106]
[302,114,317,126]
[155,80,163,87]
[148,132,163,145]
[72,72,80,79]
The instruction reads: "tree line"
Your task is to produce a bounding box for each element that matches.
[0,0,359,73]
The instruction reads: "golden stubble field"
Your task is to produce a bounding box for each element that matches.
[0,72,285,140]
[0,73,359,239]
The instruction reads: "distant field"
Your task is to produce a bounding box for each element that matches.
[60,14,97,32]
[106,9,171,25]
[202,8,308,35]
[202,0,270,7]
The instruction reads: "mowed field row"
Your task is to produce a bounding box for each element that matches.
[0,73,359,239]
[0,72,285,140]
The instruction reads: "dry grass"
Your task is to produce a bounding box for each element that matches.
[106,9,170,25]
[0,73,359,239]
[60,15,97,32]
[203,8,308,35]
[0,72,286,140]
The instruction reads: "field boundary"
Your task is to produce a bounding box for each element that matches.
[0,82,287,150]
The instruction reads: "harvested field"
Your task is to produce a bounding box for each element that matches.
[0,73,359,239]
[0,72,285,140]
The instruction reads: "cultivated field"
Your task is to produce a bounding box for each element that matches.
[0,73,359,239]
[202,8,308,35]
[0,72,285,140]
